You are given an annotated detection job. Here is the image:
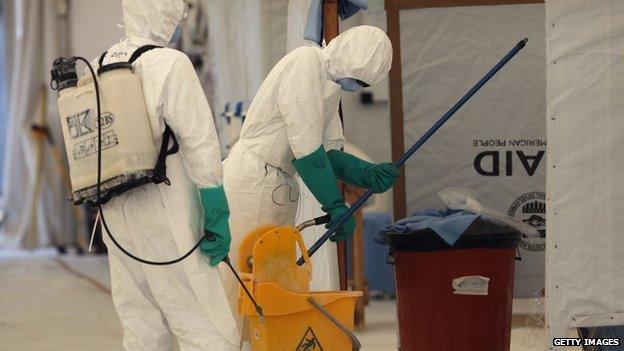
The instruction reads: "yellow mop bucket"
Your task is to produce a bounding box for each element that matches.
[237,222,362,351]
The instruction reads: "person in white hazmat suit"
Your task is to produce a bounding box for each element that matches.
[223,25,399,334]
[97,0,238,350]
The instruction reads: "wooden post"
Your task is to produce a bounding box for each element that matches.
[26,86,48,249]
[385,3,407,221]
[323,0,340,40]
[322,0,349,293]
[29,85,86,252]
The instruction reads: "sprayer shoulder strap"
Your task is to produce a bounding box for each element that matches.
[98,51,107,69]
[152,125,179,185]
[126,45,179,185]
[97,44,163,68]
[100,45,179,185]
[128,45,163,64]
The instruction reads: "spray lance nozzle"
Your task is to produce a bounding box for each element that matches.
[203,230,265,323]
[296,213,332,232]
[50,57,79,91]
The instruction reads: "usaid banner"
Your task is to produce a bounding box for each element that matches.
[399,4,546,297]
[473,138,546,252]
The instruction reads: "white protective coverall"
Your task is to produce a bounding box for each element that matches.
[98,0,238,349]
[223,25,392,328]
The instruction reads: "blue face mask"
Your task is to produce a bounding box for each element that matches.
[336,78,366,92]
[170,25,182,44]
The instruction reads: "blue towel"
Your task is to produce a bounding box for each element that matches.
[304,0,369,44]
[381,209,481,246]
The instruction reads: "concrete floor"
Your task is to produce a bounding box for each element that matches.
[0,251,559,351]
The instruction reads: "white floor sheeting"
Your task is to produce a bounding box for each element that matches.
[0,252,558,351]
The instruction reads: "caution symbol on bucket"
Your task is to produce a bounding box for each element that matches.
[296,327,324,351]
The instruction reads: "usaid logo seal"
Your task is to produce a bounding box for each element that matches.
[507,192,546,251]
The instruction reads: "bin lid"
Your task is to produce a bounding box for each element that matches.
[381,216,522,252]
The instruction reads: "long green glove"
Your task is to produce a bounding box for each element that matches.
[327,149,400,194]
[198,185,231,266]
[292,145,356,242]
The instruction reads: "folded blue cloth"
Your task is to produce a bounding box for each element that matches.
[338,0,368,20]
[304,0,369,44]
[382,209,480,246]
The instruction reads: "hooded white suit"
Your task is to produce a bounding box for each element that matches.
[222,25,392,333]
[98,0,238,349]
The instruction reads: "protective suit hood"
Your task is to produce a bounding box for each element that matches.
[122,0,185,46]
[322,25,392,86]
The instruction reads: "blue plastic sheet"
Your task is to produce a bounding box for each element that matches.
[346,212,395,295]
[381,209,482,246]
[338,0,368,20]
[304,0,369,44]
[363,212,395,295]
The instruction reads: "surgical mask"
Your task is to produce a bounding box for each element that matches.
[170,25,182,44]
[169,3,189,44]
[336,78,366,92]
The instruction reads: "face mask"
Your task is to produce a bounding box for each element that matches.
[336,78,366,92]
[170,25,182,44]
[169,4,189,44]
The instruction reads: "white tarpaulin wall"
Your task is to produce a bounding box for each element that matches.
[545,0,624,345]
[399,4,546,297]
[201,0,288,156]
[1,0,77,249]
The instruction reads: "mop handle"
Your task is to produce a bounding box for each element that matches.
[298,38,528,265]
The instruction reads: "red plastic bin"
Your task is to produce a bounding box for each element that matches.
[394,248,515,351]
[384,218,520,351]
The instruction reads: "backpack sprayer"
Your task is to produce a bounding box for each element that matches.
[298,38,529,265]
[50,54,269,318]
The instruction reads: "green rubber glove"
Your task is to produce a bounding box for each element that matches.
[327,149,400,194]
[292,146,356,242]
[198,185,231,266]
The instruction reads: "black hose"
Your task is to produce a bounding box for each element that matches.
[74,56,266,318]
